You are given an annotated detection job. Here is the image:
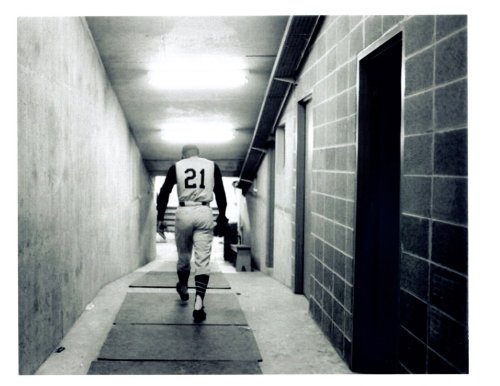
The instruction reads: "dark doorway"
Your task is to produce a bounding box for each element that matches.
[267,138,275,269]
[352,32,403,373]
[294,97,313,296]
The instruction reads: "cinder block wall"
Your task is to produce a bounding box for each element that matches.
[18,17,156,374]
[399,15,467,374]
[266,15,467,373]
[280,15,359,368]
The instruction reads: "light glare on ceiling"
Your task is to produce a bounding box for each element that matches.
[148,55,248,90]
[160,122,235,143]
[149,70,248,90]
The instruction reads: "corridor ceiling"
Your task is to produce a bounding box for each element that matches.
[86,16,289,176]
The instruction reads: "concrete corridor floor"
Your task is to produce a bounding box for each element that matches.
[36,234,352,375]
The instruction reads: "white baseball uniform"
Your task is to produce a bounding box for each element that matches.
[174,157,215,275]
[157,156,227,276]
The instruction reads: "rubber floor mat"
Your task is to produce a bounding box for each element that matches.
[152,261,221,272]
[97,324,262,361]
[129,272,231,289]
[88,360,262,375]
[114,293,248,325]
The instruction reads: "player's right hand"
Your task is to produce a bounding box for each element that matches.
[157,220,167,240]
[157,220,167,232]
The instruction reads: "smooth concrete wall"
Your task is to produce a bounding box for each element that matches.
[239,154,270,272]
[18,17,156,374]
[239,134,295,280]
[272,126,295,288]
[238,120,295,287]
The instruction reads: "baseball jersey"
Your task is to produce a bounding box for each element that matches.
[175,157,215,203]
[156,156,227,222]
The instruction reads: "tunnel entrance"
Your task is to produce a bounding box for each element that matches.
[352,32,403,373]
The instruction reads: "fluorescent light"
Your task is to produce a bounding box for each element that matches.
[148,55,248,90]
[149,69,247,90]
[160,122,235,143]
[150,55,246,71]
[161,129,234,143]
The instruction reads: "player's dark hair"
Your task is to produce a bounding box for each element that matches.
[181,144,200,158]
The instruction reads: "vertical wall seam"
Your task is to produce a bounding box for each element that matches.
[425,15,438,372]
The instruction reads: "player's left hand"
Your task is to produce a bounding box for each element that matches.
[213,215,229,237]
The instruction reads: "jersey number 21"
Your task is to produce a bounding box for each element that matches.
[184,168,206,189]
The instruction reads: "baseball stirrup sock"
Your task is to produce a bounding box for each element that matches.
[177,270,190,286]
[194,274,209,310]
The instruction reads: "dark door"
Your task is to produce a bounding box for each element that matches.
[352,32,403,373]
[267,140,275,269]
[295,98,313,297]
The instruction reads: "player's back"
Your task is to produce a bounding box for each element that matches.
[175,156,215,203]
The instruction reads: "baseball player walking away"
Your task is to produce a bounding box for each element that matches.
[156,144,228,322]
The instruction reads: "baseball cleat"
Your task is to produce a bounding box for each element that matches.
[176,282,189,301]
[193,307,206,323]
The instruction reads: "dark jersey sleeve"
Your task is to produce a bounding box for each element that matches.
[156,165,177,221]
[213,163,227,218]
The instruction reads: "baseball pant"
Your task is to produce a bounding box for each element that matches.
[175,205,214,275]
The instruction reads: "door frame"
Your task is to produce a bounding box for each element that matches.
[266,135,276,269]
[294,93,313,294]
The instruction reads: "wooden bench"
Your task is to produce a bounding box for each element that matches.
[230,244,251,272]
